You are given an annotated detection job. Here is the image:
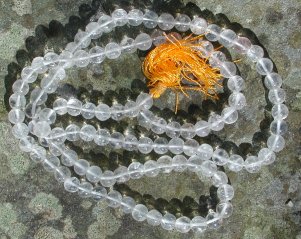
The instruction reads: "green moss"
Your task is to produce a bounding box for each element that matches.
[34,226,63,239]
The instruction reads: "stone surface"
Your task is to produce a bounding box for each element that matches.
[0,0,301,239]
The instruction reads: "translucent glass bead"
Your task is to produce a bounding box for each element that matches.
[244,156,261,173]
[49,127,66,145]
[144,160,160,177]
[109,132,124,149]
[232,37,252,54]
[33,121,51,138]
[128,9,143,26]
[31,57,47,73]
[61,149,77,166]
[197,144,213,160]
[138,137,153,154]
[67,98,82,116]
[217,202,233,218]
[38,108,56,124]
[166,121,181,138]
[151,29,166,46]
[190,17,207,35]
[59,51,73,68]
[199,161,217,177]
[206,212,223,229]
[212,171,228,187]
[114,166,130,183]
[158,13,175,30]
[157,155,173,173]
[227,154,244,172]
[228,92,246,110]
[134,33,152,51]
[30,88,47,105]
[21,66,38,83]
[168,137,184,154]
[100,170,116,187]
[175,216,191,233]
[78,182,93,198]
[105,42,121,59]
[89,46,105,64]
[147,209,162,226]
[219,29,237,47]
[136,93,153,110]
[198,40,214,57]
[121,196,136,214]
[161,213,176,230]
[172,155,187,172]
[124,101,139,117]
[30,146,46,163]
[195,120,211,137]
[212,148,229,166]
[94,129,110,146]
[208,113,224,131]
[81,103,95,119]
[128,162,143,179]
[65,124,80,141]
[272,104,289,120]
[151,117,167,134]
[222,107,238,124]
[111,104,124,121]
[258,148,276,165]
[191,216,207,234]
[256,58,273,75]
[143,10,158,29]
[120,37,137,54]
[64,177,80,193]
[267,134,285,152]
[53,98,68,115]
[268,88,286,104]
[9,93,26,109]
[227,75,245,92]
[219,62,237,78]
[43,155,60,172]
[48,141,65,156]
[264,73,282,89]
[180,123,196,139]
[86,165,102,183]
[19,136,35,153]
[111,8,128,26]
[175,14,191,32]
[12,80,29,95]
[97,15,115,33]
[217,184,235,201]
[205,24,221,41]
[270,120,288,135]
[187,155,203,172]
[183,139,199,156]
[40,76,59,93]
[74,31,91,48]
[153,137,168,154]
[209,51,226,67]
[74,159,90,176]
[85,22,102,39]
[132,204,148,222]
[95,103,111,121]
[12,123,29,139]
[44,52,59,66]
[80,125,96,142]
[247,45,264,62]
[8,109,25,124]
[91,186,107,201]
[123,134,138,151]
[73,50,90,67]
[107,190,122,208]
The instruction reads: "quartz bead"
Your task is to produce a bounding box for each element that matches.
[175,14,191,32]
[143,10,158,29]
[157,155,173,173]
[175,216,191,233]
[59,51,74,68]
[270,120,288,135]
[21,66,38,83]
[89,46,105,64]
[219,29,237,47]
[109,132,124,149]
[38,108,56,124]
[268,88,286,104]
[78,181,93,198]
[8,109,25,124]
[158,13,175,30]
[65,124,80,141]
[166,121,181,138]
[151,117,167,134]
[212,171,228,187]
[30,146,46,163]
[195,120,211,137]
[138,137,153,154]
[138,110,155,128]
[128,9,143,26]
[144,160,160,177]
[73,50,90,67]
[107,190,122,208]
[86,165,102,183]
[147,209,162,226]
[267,134,285,152]
[120,37,137,54]
[111,8,128,26]
[208,113,224,131]
[232,37,252,53]
[180,123,196,139]
[94,129,110,146]
[33,121,51,138]
[121,196,136,214]
[12,123,29,139]
[190,17,207,35]
[85,22,102,39]
[43,155,60,172]
[187,155,203,172]
[154,137,168,154]
[74,159,90,176]
[206,212,223,229]
[199,161,217,177]
[9,93,26,109]
[19,136,35,153]
[64,177,80,193]
[105,42,121,59]
[183,139,199,156]
[44,52,59,66]
[111,104,124,121]
[217,184,234,201]
[124,101,139,117]
[74,31,91,48]
[114,166,130,183]
[30,87,47,105]
[228,92,246,110]
[219,62,237,78]
[132,204,148,222]
[53,98,68,115]
[205,24,221,41]
[256,58,273,75]
[227,154,244,172]
[91,186,107,201]
[198,41,214,57]
[124,134,138,151]
[258,148,276,165]
[61,149,77,166]
[271,104,289,119]
[136,93,153,110]
[217,202,233,218]
[67,98,82,116]
[221,107,238,124]
[97,15,115,33]
[40,76,59,93]
[100,170,116,187]
[80,125,96,141]
[247,45,264,62]
[168,137,184,154]
[191,216,207,234]
[244,156,261,173]
[197,144,213,160]
[209,51,226,67]
[161,213,176,230]
[12,80,29,95]
[151,29,166,46]
[227,75,245,92]
[128,162,144,179]
[31,57,47,73]
[49,127,66,144]
[172,155,187,172]
[81,102,95,119]
[264,73,282,89]
[134,33,152,51]
[212,148,229,166]
[95,103,111,121]
[48,141,65,156]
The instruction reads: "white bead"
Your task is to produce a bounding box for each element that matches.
[49,127,66,145]
[12,80,29,95]
[271,104,289,119]
[65,124,80,141]
[232,37,252,53]
[217,184,234,201]
[31,57,47,74]
[64,177,80,193]
[67,98,82,116]
[217,202,233,218]
[256,58,273,75]
[33,121,51,138]
[219,29,237,47]
[264,73,282,89]
[157,155,172,173]
[227,154,244,172]
[112,8,128,26]
[175,14,191,32]
[195,120,211,137]
[180,123,196,139]
[138,137,153,154]
[128,9,143,26]
[221,107,238,124]
[86,165,102,183]
[190,17,207,35]
[166,121,181,138]
[205,24,221,41]
[175,216,191,233]
[73,50,90,67]
[244,156,261,173]
[120,37,137,54]
[247,45,264,62]
[151,117,167,134]
[74,159,90,176]
[143,10,158,29]
[212,148,229,166]
[197,144,213,160]
[154,137,168,154]
[95,103,111,121]
[183,139,199,156]
[105,42,121,59]
[161,213,176,230]
[21,66,38,83]
[172,155,187,172]
[55,167,71,185]
[227,75,245,92]
[270,120,288,135]
[267,134,285,152]
[198,161,217,177]
[121,196,136,214]
[208,113,224,131]
[85,22,102,39]
[53,98,68,115]
[228,92,246,110]
[74,31,91,48]
[107,190,122,208]
[132,204,148,221]
[219,62,237,78]
[81,102,95,119]
[109,132,124,149]
[8,109,25,124]
[168,137,184,154]
[258,148,276,165]
[89,46,105,64]
[78,182,93,198]
[206,212,223,229]
[211,171,228,187]
[97,15,115,33]
[91,186,107,201]
[114,166,129,183]
[158,13,175,30]
[12,123,29,139]
[38,108,56,124]
[187,155,203,172]
[146,209,162,226]
[191,216,207,234]
[61,149,77,166]
[268,88,286,104]
[100,170,116,187]
[128,162,143,179]
[134,33,152,51]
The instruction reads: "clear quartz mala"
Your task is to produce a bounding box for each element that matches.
[8,8,288,234]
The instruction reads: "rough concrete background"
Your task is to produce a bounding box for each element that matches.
[0,0,301,238]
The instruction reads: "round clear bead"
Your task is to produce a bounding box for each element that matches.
[219,62,237,78]
[198,161,217,177]
[74,159,90,176]
[8,109,25,124]
[227,75,245,92]
[74,31,91,48]
[81,102,95,119]
[30,87,47,105]
[112,8,128,26]
[73,50,90,67]
[111,104,124,121]
[80,124,96,141]
[151,117,167,134]
[12,80,29,95]
[136,93,153,110]
[168,137,184,154]
[114,166,130,183]
[175,216,191,233]
[206,212,223,229]
[180,123,196,139]
[151,29,166,46]
[232,37,252,53]
[217,202,233,218]
[195,120,211,137]
[191,216,207,234]
[43,155,60,172]
[38,108,56,124]
[222,107,238,124]
[120,36,137,54]
[212,171,228,187]
[157,155,173,173]
[128,9,143,26]
[264,73,282,89]
[19,136,35,152]
[97,15,115,33]
[121,196,136,214]
[105,42,121,59]
[208,113,224,131]
[172,155,187,172]
[166,121,181,138]
[9,93,26,109]
[197,144,213,160]
[78,182,93,198]
[128,162,144,179]
[21,66,38,83]
[138,137,153,154]
[49,127,66,145]
[161,213,176,230]
[205,24,221,41]
[33,121,51,138]
[91,186,107,201]
[228,92,246,110]
[134,33,152,51]
[143,10,158,29]
[32,57,47,73]
[65,124,80,141]
[217,184,235,201]
[271,104,289,119]
[258,148,276,165]
[107,190,122,208]
[144,160,160,177]
[175,14,191,32]
[244,156,261,173]
[183,139,199,156]
[187,155,203,172]
[227,154,244,172]
[153,137,168,154]
[44,52,59,66]
[67,98,82,116]
[61,149,77,167]
[86,166,102,183]
[124,134,138,151]
[94,129,110,146]
[100,170,116,187]
[89,46,105,63]
[268,88,286,104]
[53,98,68,115]
[270,120,288,135]
[85,22,102,39]
[190,17,207,35]
[132,204,148,222]
[95,103,111,121]
[212,148,229,166]
[158,13,175,30]
[124,101,139,117]
[256,58,273,75]
[147,209,162,226]
[267,134,285,152]
[247,45,264,62]
[12,123,29,139]
[219,29,237,47]
[109,132,124,149]
[64,177,80,193]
